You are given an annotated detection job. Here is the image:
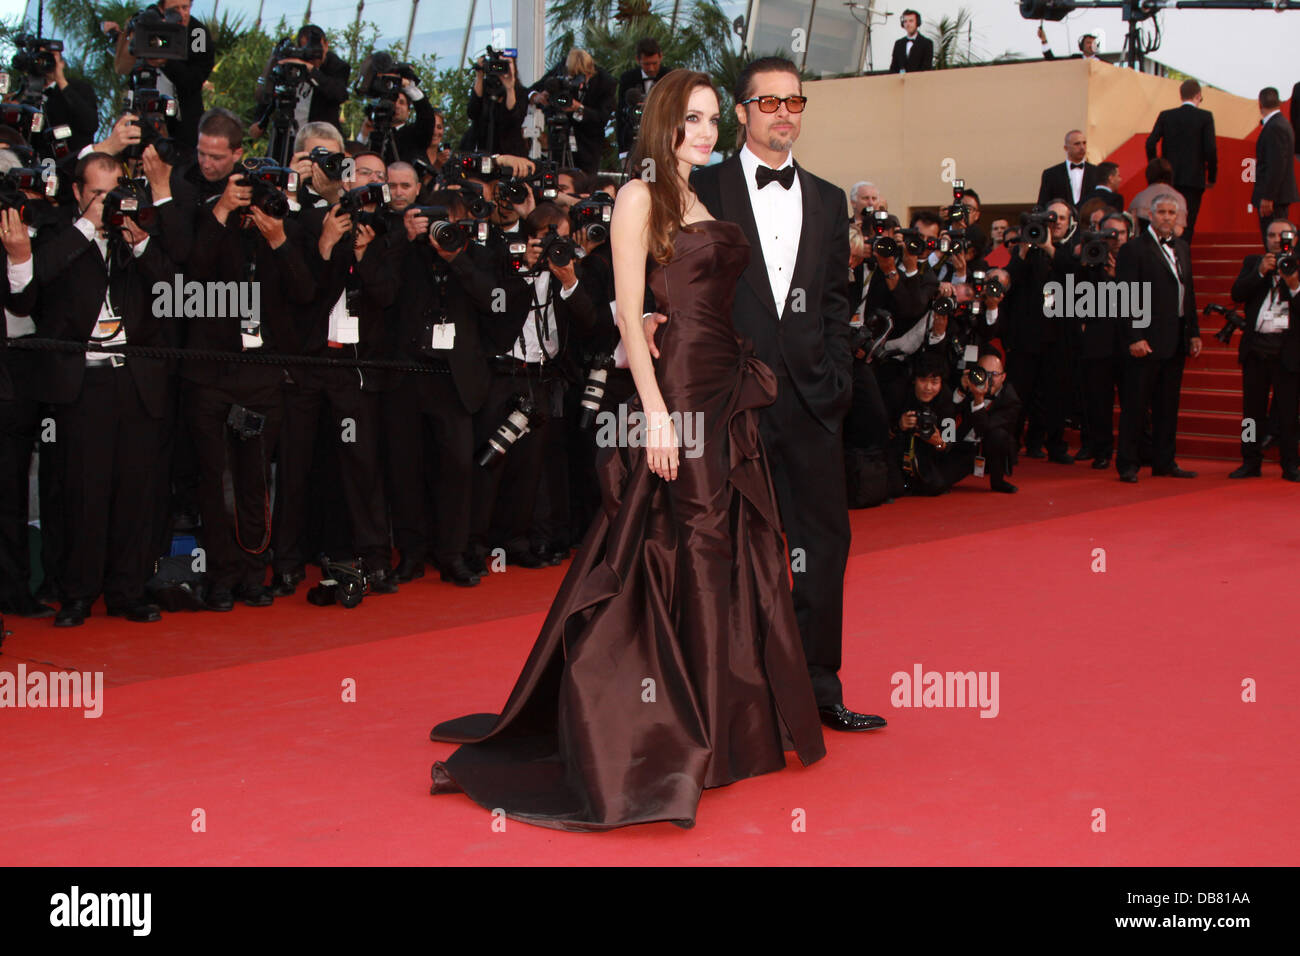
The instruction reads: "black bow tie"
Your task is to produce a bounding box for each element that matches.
[1159,236,1175,248]
[756,164,796,190]
[1069,163,1085,170]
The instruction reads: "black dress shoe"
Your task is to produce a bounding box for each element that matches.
[234,585,274,607]
[34,583,60,605]
[394,558,424,583]
[439,558,481,587]
[367,568,399,595]
[1091,457,1111,470]
[205,588,235,612]
[1,593,56,618]
[106,601,162,623]
[54,598,93,628]
[1073,448,1094,461]
[1283,468,1300,482]
[1119,469,1139,483]
[1153,465,1197,478]
[506,549,549,569]
[536,546,568,566]
[270,571,303,597]
[819,704,887,732]
[1047,451,1075,465]
[463,552,489,576]
[1024,447,1046,459]
[1228,463,1262,478]
[990,479,1018,494]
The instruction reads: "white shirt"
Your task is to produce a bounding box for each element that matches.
[1254,279,1289,334]
[1067,161,1085,204]
[1148,225,1184,315]
[511,270,575,362]
[5,229,36,337]
[738,144,802,318]
[641,70,655,93]
[1261,109,1281,128]
[72,218,150,361]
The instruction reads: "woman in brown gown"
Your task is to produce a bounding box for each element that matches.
[428,71,825,831]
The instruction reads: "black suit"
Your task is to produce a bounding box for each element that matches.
[1253,113,1300,240]
[615,66,673,152]
[1230,254,1300,469]
[955,381,1022,485]
[1115,229,1199,474]
[1146,103,1217,242]
[1038,161,1098,208]
[252,51,350,135]
[160,15,216,147]
[691,154,853,709]
[33,224,175,607]
[39,79,99,157]
[0,244,41,610]
[889,34,933,73]
[529,66,616,173]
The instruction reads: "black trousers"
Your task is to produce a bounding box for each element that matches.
[55,366,164,605]
[758,371,851,710]
[532,379,572,550]
[1241,348,1300,468]
[0,392,39,605]
[1010,342,1069,456]
[1117,352,1185,474]
[470,371,561,559]
[185,379,284,591]
[1181,186,1204,244]
[272,376,389,573]
[845,359,892,452]
[383,372,474,569]
[1082,355,1121,459]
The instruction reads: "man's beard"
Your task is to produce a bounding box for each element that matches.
[765,130,795,152]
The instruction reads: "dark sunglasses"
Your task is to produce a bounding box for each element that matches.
[738,95,807,114]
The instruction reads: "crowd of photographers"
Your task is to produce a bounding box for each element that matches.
[2,11,1298,625]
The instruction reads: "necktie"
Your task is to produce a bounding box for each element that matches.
[756,165,795,190]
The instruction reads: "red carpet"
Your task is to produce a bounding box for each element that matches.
[2,458,1296,865]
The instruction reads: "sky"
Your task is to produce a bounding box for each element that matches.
[864,0,1300,99]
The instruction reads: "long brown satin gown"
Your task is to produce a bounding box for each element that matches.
[428,218,826,831]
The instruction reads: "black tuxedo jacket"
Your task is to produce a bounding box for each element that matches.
[394,241,530,414]
[1230,254,1300,372]
[1,247,39,402]
[1253,114,1300,206]
[160,15,215,147]
[31,224,174,415]
[1146,104,1217,189]
[1038,161,1098,208]
[1116,230,1199,361]
[615,66,673,151]
[956,381,1021,443]
[889,35,933,73]
[253,51,350,134]
[529,65,616,172]
[39,79,100,156]
[691,155,853,431]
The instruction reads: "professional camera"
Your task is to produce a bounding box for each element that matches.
[100,177,158,232]
[411,205,484,252]
[624,87,646,141]
[932,294,958,316]
[230,158,297,226]
[449,152,502,182]
[1205,303,1247,346]
[124,7,188,61]
[226,404,267,440]
[543,74,586,112]
[1079,227,1118,268]
[506,238,530,275]
[578,353,615,428]
[479,45,517,100]
[1020,208,1053,247]
[450,182,495,220]
[306,555,372,609]
[943,179,969,226]
[571,192,613,243]
[941,229,974,256]
[1278,230,1298,276]
[10,33,63,77]
[309,147,349,181]
[267,38,312,89]
[536,224,576,270]
[337,182,391,215]
[123,64,181,162]
[1,166,58,201]
[0,101,46,140]
[355,52,412,101]
[0,172,53,225]
[914,406,938,440]
[900,228,936,258]
[851,307,894,362]
[498,162,562,206]
[477,393,539,467]
[861,208,891,234]
[967,364,990,390]
[872,234,900,260]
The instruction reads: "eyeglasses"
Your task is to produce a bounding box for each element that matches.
[738,95,807,113]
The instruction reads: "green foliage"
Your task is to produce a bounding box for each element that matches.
[925,6,1017,69]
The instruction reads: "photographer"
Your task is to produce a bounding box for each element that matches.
[869,212,941,416]
[926,268,1011,388]
[249,25,350,146]
[417,108,453,180]
[892,352,961,496]
[464,47,529,158]
[14,43,99,157]
[616,37,672,156]
[351,52,425,165]
[31,152,176,626]
[951,349,1021,493]
[180,129,315,609]
[104,0,215,148]
[527,49,616,174]
[387,191,530,586]
[1005,197,1076,464]
[268,140,396,597]
[1228,219,1300,480]
[469,202,599,570]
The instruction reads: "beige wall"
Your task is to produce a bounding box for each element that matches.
[795,59,1261,216]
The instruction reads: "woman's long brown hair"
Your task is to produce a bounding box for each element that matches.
[625,69,718,266]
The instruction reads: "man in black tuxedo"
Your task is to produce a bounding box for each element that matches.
[616,37,672,156]
[1038,130,1098,208]
[249,25,351,142]
[1253,87,1299,242]
[1039,27,1102,62]
[1080,162,1125,214]
[687,56,885,732]
[889,10,933,73]
[951,350,1021,493]
[34,50,99,158]
[1146,79,1217,244]
[1115,193,1202,482]
[32,153,176,626]
[1228,219,1300,481]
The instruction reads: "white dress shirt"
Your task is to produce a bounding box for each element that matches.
[1067,161,1085,204]
[511,270,575,362]
[5,228,37,337]
[738,144,802,318]
[72,218,150,361]
[1148,225,1185,315]
[1254,279,1289,334]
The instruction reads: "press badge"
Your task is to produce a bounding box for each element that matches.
[431,322,455,349]
[335,313,360,344]
[964,344,979,364]
[973,455,986,478]
[1043,287,1055,312]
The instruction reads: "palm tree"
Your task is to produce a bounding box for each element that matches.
[926,5,1017,69]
